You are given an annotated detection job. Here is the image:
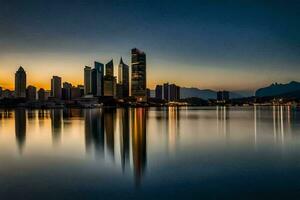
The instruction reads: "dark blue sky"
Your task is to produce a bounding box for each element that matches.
[0,0,299,93]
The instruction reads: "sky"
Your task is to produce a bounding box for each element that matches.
[0,0,299,94]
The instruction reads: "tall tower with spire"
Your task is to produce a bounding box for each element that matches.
[118,57,129,98]
[15,66,27,98]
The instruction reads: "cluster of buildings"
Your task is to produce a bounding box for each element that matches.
[155,83,180,101]
[0,48,183,107]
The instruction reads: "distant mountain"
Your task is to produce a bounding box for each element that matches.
[180,87,244,100]
[255,81,300,97]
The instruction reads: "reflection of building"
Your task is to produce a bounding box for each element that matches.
[131,108,147,186]
[15,66,27,98]
[131,48,147,102]
[26,85,36,101]
[119,109,130,171]
[84,66,92,95]
[51,109,62,143]
[51,76,62,99]
[155,85,162,100]
[118,58,129,98]
[104,109,116,158]
[15,109,26,152]
[167,107,180,151]
[84,109,105,154]
[216,106,230,139]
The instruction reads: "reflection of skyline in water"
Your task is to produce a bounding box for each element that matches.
[5,106,300,187]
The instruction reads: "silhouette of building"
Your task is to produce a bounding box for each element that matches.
[62,82,72,100]
[38,88,46,101]
[0,87,2,98]
[169,84,180,101]
[118,58,129,98]
[92,62,104,97]
[217,91,230,102]
[26,85,36,101]
[163,83,180,101]
[163,83,169,101]
[15,66,27,98]
[51,76,62,99]
[131,48,147,102]
[71,86,82,99]
[155,85,163,100]
[84,66,92,95]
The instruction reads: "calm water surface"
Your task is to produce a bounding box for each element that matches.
[1,106,300,199]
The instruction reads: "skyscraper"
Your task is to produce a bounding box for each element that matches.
[155,85,163,100]
[51,76,62,99]
[84,66,92,95]
[169,84,180,101]
[104,60,117,97]
[105,60,114,77]
[92,61,104,96]
[163,83,169,101]
[131,48,146,102]
[15,66,26,98]
[118,57,129,98]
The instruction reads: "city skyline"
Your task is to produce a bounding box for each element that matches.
[1,0,299,94]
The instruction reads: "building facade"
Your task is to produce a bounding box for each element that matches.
[118,58,129,98]
[51,76,62,99]
[131,48,146,102]
[15,66,27,98]
[92,62,104,97]
[84,66,92,95]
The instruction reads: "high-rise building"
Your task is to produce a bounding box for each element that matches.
[163,83,180,101]
[155,85,162,100]
[62,82,72,100]
[118,57,129,98]
[163,83,169,101]
[38,88,46,101]
[104,76,117,97]
[131,48,146,102]
[91,62,104,96]
[15,66,27,98]
[105,60,114,77]
[51,76,62,99]
[84,66,92,95]
[26,85,36,101]
[169,84,180,101]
